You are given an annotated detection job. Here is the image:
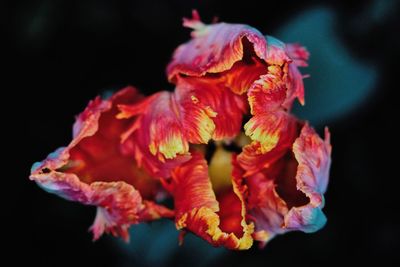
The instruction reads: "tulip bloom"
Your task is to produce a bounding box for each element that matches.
[30,11,331,250]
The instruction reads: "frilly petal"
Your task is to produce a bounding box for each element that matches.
[89,182,144,241]
[286,43,310,67]
[237,171,287,244]
[264,35,291,66]
[223,57,268,95]
[253,37,308,109]
[167,12,268,80]
[174,80,218,142]
[284,43,310,107]
[30,87,174,241]
[285,123,332,232]
[164,152,254,250]
[283,205,327,233]
[244,65,291,153]
[176,76,248,140]
[118,92,189,159]
[247,67,288,115]
[244,111,290,154]
[118,91,194,177]
[244,61,304,152]
[238,117,299,176]
[236,123,331,244]
[292,124,331,207]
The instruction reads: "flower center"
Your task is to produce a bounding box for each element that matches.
[207,133,251,193]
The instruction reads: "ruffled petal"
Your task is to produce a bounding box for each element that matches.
[244,111,288,154]
[247,67,288,114]
[235,170,288,244]
[89,182,144,241]
[222,57,268,95]
[238,117,299,176]
[236,123,331,244]
[165,152,254,250]
[285,124,332,232]
[174,80,218,143]
[244,65,291,153]
[167,11,268,80]
[251,36,307,109]
[264,35,291,66]
[176,76,248,140]
[30,87,174,241]
[244,62,304,152]
[286,43,310,67]
[118,92,189,159]
[284,43,310,107]
[118,91,194,177]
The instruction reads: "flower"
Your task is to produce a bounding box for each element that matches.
[30,11,331,250]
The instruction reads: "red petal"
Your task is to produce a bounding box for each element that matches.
[118,91,193,177]
[236,123,331,244]
[247,67,288,115]
[175,81,218,143]
[244,111,296,154]
[30,87,174,241]
[176,76,248,140]
[238,117,299,176]
[244,62,303,152]
[222,56,268,95]
[166,152,254,250]
[167,18,268,80]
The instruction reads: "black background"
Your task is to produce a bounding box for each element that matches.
[8,0,399,266]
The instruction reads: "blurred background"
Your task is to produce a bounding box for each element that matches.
[8,0,399,265]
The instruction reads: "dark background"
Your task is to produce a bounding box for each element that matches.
[8,0,399,266]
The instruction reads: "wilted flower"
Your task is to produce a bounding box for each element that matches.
[30,11,331,250]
